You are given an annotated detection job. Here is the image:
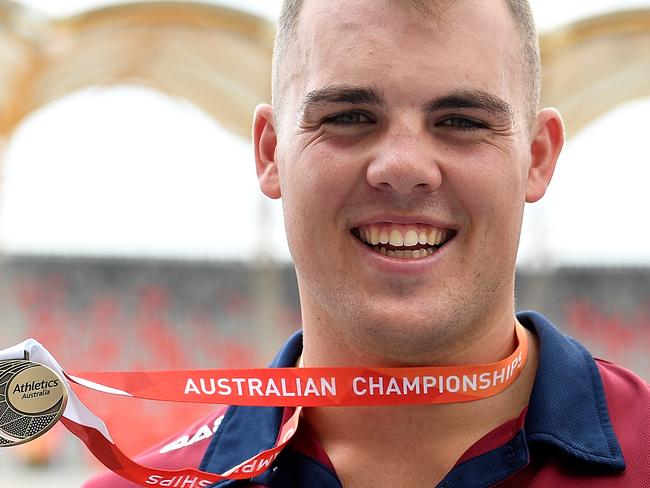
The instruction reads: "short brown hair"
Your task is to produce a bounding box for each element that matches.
[272,0,541,123]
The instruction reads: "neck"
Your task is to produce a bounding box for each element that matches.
[301,321,539,487]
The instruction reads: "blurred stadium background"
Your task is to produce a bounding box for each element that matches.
[0,0,649,486]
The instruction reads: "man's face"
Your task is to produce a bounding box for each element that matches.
[267,0,543,362]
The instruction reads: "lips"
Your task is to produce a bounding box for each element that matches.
[352,223,454,259]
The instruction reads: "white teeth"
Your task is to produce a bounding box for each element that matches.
[403,229,418,247]
[395,248,431,259]
[427,229,438,246]
[370,228,380,245]
[373,246,433,259]
[389,229,404,246]
[359,225,451,250]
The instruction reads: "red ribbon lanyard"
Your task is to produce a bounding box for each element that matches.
[68,324,528,407]
[4,324,528,487]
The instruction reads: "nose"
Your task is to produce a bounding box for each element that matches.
[366,126,443,195]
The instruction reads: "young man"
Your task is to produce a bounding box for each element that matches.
[85,0,650,486]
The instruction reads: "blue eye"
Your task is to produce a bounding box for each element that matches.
[323,112,374,126]
[440,117,487,131]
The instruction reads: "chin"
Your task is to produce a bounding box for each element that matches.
[346,308,462,362]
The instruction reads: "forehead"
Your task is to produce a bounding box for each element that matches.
[287,0,521,109]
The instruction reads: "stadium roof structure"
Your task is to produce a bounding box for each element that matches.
[0,1,274,139]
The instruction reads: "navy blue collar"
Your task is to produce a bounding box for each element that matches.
[518,310,624,469]
[201,311,625,486]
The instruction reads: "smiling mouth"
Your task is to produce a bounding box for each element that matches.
[352,224,455,259]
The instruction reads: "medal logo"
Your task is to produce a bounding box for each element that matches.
[0,359,67,446]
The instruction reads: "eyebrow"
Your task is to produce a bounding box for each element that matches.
[300,85,513,120]
[300,85,387,114]
[424,89,513,119]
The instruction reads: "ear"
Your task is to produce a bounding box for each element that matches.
[526,108,565,203]
[253,103,281,199]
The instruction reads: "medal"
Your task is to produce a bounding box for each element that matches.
[0,359,67,447]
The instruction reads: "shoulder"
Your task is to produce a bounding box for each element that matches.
[82,406,229,487]
[596,359,650,478]
[596,358,650,397]
[596,358,650,420]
